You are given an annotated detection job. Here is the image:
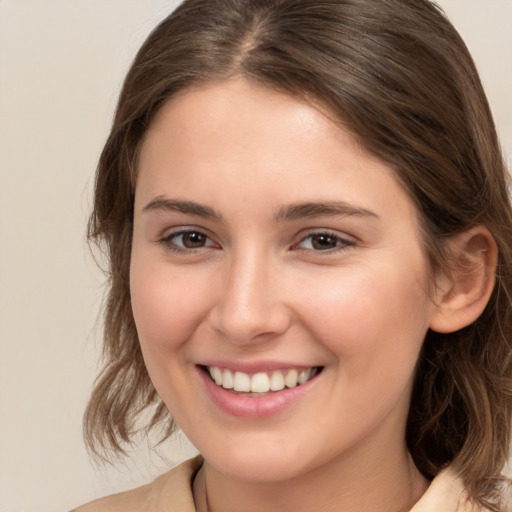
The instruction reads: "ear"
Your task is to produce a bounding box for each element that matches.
[429,226,497,334]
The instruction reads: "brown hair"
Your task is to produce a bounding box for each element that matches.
[85,0,512,509]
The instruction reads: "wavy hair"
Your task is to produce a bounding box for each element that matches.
[84,1,512,509]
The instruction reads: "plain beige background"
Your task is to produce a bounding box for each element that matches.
[0,1,510,511]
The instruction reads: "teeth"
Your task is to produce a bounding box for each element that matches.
[298,368,312,384]
[251,372,270,393]
[207,366,318,393]
[233,371,251,392]
[284,369,298,388]
[222,369,234,389]
[211,367,223,386]
[269,371,285,391]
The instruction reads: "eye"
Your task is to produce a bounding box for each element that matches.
[159,229,218,252]
[294,231,355,252]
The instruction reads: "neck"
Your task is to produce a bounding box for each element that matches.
[193,444,428,512]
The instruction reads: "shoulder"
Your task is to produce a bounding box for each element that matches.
[410,467,493,512]
[69,483,151,512]
[70,456,203,512]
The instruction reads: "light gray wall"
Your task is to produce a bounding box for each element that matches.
[0,1,510,511]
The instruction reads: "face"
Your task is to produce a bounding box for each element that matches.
[131,78,438,483]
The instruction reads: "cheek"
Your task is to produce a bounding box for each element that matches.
[299,264,433,437]
[129,256,215,414]
[129,256,212,352]
[300,260,432,373]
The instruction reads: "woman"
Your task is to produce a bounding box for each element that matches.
[74,0,512,511]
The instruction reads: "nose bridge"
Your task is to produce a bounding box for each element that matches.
[210,244,289,343]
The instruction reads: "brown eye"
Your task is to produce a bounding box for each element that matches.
[310,234,339,250]
[294,231,355,253]
[160,229,217,253]
[181,231,207,248]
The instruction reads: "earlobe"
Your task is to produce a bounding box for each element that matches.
[429,226,497,334]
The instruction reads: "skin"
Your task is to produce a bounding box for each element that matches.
[130,77,443,512]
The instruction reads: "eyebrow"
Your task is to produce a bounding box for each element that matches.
[274,201,379,222]
[142,197,379,223]
[142,197,223,220]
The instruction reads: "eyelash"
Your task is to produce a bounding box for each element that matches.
[158,229,218,254]
[292,231,355,253]
[159,228,355,255]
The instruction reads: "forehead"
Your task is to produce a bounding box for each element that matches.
[144,78,345,160]
[136,77,417,225]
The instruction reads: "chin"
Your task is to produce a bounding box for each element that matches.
[197,432,320,483]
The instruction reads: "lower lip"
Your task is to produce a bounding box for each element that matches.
[197,367,320,419]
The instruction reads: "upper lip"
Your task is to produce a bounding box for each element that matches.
[198,360,321,374]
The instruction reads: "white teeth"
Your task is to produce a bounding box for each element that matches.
[269,371,285,391]
[222,369,234,389]
[207,366,318,393]
[284,369,299,388]
[233,371,251,392]
[298,368,312,384]
[211,367,223,386]
[251,372,270,393]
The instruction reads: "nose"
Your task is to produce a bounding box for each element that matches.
[208,249,291,345]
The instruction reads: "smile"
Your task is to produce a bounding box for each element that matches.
[206,366,322,394]
[197,364,324,418]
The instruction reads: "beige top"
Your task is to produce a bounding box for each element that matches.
[71,456,481,512]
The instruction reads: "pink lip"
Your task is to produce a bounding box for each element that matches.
[197,365,321,419]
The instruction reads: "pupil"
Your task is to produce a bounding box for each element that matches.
[183,232,205,248]
[312,234,336,250]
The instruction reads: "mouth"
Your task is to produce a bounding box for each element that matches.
[201,365,323,396]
